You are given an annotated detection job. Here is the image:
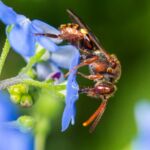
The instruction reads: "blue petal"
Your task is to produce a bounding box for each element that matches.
[132,135,150,150]
[8,18,35,56]
[31,20,62,51]
[135,100,150,134]
[0,122,34,150]
[61,78,79,131]
[36,61,64,83]
[0,89,32,150]
[51,45,79,69]
[35,35,58,52]
[0,1,17,25]
[31,20,60,34]
[61,51,80,131]
[31,19,62,44]
[16,15,28,25]
[0,91,18,122]
[132,134,150,150]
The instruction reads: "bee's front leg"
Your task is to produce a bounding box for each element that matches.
[65,55,99,77]
[34,33,59,38]
[77,72,103,80]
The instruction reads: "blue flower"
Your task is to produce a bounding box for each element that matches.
[36,45,79,83]
[0,1,61,56]
[61,50,80,131]
[31,20,61,51]
[0,123,34,150]
[132,100,150,150]
[0,91,34,150]
[0,91,18,121]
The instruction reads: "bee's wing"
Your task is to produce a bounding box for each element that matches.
[67,9,105,51]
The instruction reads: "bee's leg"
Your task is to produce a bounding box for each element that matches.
[75,55,99,69]
[80,50,91,57]
[79,87,94,98]
[80,50,95,62]
[85,100,108,133]
[34,33,59,38]
[77,72,103,80]
[65,55,99,77]
[79,87,103,99]
[79,87,108,132]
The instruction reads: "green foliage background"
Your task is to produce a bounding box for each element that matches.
[1,0,150,150]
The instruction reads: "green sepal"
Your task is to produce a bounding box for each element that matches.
[20,94,33,107]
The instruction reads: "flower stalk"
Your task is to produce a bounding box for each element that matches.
[0,74,66,91]
[20,48,46,74]
[34,117,50,150]
[0,38,10,77]
[35,133,46,150]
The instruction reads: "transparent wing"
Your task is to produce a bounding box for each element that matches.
[67,9,105,52]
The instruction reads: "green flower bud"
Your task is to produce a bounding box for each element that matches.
[8,84,29,95]
[10,94,21,104]
[20,94,33,107]
[8,85,20,95]
[17,115,35,130]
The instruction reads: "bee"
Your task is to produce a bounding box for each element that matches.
[36,9,121,132]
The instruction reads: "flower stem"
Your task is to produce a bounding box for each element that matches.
[21,49,46,74]
[0,39,10,77]
[0,75,24,90]
[34,118,49,150]
[35,133,46,150]
[0,74,66,91]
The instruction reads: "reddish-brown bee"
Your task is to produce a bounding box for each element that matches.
[36,10,121,132]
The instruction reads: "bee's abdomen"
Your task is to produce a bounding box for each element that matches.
[94,83,115,95]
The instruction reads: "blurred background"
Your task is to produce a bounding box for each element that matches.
[1,0,150,150]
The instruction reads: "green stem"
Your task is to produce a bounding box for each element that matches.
[35,133,46,150]
[34,118,49,150]
[0,39,10,77]
[22,79,52,88]
[21,49,46,74]
[0,75,24,90]
[0,75,66,91]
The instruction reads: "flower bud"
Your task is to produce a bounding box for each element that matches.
[17,115,35,130]
[20,94,33,107]
[8,84,29,95]
[10,94,21,104]
[19,84,29,94]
